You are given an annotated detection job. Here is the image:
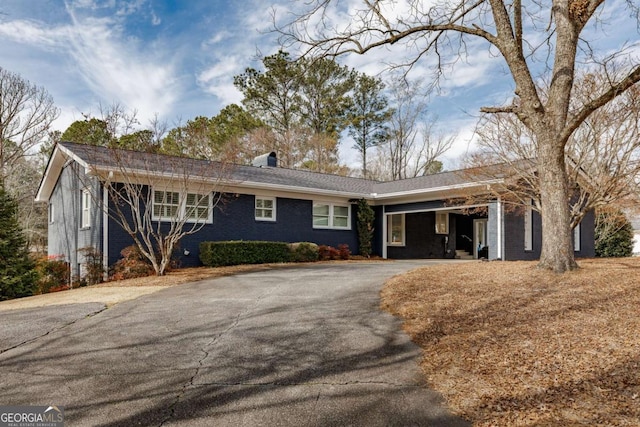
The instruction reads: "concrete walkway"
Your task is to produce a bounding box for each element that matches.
[0,261,470,426]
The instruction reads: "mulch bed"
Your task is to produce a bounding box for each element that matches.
[380,258,640,426]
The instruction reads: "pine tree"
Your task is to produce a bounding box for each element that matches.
[0,185,38,300]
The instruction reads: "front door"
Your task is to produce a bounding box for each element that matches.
[473,219,488,259]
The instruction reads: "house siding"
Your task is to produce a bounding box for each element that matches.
[387,211,456,259]
[107,192,359,268]
[503,208,595,260]
[48,162,102,279]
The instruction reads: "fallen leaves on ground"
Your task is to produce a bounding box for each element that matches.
[380,258,640,426]
[94,264,287,287]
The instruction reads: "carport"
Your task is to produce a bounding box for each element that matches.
[380,200,505,260]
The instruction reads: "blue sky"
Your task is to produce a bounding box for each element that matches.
[1,0,638,168]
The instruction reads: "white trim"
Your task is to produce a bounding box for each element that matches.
[81,188,92,228]
[382,205,388,259]
[387,213,406,246]
[574,222,581,252]
[384,204,486,216]
[151,189,214,224]
[255,196,277,221]
[524,199,533,251]
[88,164,503,202]
[371,180,503,200]
[102,185,109,281]
[312,202,351,230]
[435,212,449,234]
[48,202,55,224]
[497,197,503,259]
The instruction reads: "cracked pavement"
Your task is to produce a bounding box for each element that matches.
[0,261,470,426]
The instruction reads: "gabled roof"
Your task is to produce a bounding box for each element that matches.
[36,141,503,202]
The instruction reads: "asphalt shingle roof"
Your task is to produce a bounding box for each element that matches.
[59,141,487,197]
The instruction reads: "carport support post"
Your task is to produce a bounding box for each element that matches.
[382,206,387,259]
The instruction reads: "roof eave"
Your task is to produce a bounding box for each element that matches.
[89,165,370,200]
[35,144,90,202]
[371,179,504,201]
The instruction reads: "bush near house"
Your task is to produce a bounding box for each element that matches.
[318,245,343,260]
[200,241,292,267]
[288,242,319,262]
[595,210,634,257]
[110,245,156,280]
[35,256,70,294]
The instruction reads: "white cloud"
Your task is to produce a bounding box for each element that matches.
[0,4,181,126]
[64,11,179,122]
[196,58,244,106]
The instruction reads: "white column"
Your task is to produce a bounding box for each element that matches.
[382,205,387,259]
[497,197,503,259]
[102,185,109,281]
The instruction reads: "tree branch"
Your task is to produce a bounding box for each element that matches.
[561,65,640,142]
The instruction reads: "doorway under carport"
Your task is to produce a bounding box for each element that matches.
[383,208,489,260]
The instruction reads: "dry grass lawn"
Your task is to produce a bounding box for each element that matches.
[381,258,640,426]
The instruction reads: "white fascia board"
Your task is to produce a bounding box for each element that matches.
[235,181,365,200]
[35,144,91,202]
[370,179,503,202]
[383,203,489,216]
[90,166,366,201]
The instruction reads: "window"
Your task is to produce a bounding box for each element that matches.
[524,199,533,251]
[49,202,55,224]
[574,223,581,252]
[387,214,405,246]
[255,197,276,221]
[81,189,91,228]
[186,193,211,221]
[152,190,212,223]
[313,203,351,229]
[153,191,180,219]
[435,212,448,234]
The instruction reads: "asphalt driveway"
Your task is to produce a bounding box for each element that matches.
[0,261,470,426]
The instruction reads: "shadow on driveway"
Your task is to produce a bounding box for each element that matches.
[0,262,470,426]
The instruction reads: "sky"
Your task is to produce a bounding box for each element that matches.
[0,0,638,170]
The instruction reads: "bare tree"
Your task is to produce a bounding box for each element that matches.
[279,0,640,272]
[466,71,640,229]
[79,145,232,276]
[374,79,453,180]
[0,67,59,185]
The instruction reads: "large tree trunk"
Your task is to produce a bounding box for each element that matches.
[536,136,578,273]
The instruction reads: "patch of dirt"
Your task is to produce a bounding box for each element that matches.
[381,258,640,426]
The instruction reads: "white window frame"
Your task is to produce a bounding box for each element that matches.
[81,188,91,228]
[435,212,449,234]
[255,196,276,221]
[49,202,55,224]
[574,222,581,252]
[312,202,351,230]
[185,192,213,222]
[387,214,405,246]
[524,199,533,251]
[151,189,213,224]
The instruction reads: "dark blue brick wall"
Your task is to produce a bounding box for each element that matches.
[387,212,457,259]
[504,209,542,261]
[503,209,595,260]
[107,192,359,268]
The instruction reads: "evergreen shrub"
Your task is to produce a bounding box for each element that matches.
[200,241,292,267]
